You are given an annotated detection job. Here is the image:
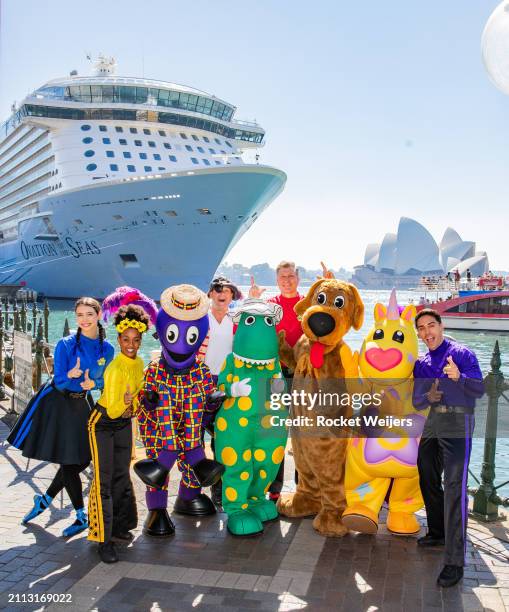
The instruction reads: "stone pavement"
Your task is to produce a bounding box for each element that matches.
[0,407,508,611]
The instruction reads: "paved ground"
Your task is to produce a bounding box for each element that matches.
[0,399,508,612]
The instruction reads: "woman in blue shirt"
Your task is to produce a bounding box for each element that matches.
[8,297,114,536]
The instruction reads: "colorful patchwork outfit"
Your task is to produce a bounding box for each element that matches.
[133,284,225,537]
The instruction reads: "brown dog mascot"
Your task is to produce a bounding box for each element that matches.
[277,279,364,536]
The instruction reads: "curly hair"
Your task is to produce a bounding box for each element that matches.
[114,303,150,332]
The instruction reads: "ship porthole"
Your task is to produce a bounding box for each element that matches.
[84,150,95,157]
[86,163,97,171]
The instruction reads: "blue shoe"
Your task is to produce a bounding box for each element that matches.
[22,494,52,525]
[62,508,88,537]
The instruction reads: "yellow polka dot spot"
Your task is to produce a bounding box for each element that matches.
[226,373,233,382]
[216,417,227,432]
[223,397,235,410]
[246,363,252,368]
[219,383,225,391]
[265,401,272,410]
[251,496,258,501]
[260,469,267,479]
[272,446,285,464]
[254,449,266,462]
[233,375,240,382]
[225,487,238,502]
[264,484,270,493]
[239,417,248,427]
[220,361,226,372]
[242,449,252,461]
[257,365,264,370]
[261,415,273,429]
[267,362,275,371]
[241,503,248,509]
[234,358,244,368]
[221,447,238,466]
[238,396,252,411]
[240,471,249,480]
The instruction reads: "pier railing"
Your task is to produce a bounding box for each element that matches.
[468,340,509,521]
[0,297,52,401]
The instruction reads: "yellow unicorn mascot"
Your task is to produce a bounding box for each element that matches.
[340,289,428,535]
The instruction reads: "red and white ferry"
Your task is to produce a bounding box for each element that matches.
[414,276,509,332]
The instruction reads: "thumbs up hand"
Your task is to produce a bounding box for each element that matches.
[124,384,133,406]
[80,369,95,390]
[443,356,460,382]
[426,378,443,403]
[67,357,83,379]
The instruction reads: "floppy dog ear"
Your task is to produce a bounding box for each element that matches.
[294,279,323,317]
[348,283,365,330]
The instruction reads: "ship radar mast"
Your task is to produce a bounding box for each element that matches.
[88,53,117,76]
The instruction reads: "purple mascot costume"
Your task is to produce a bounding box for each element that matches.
[135,284,225,537]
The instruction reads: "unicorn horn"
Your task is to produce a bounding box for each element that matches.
[387,288,399,320]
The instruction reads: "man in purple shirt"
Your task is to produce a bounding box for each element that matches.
[413,309,484,588]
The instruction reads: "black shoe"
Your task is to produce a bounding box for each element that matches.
[437,565,463,588]
[98,541,118,564]
[174,493,217,516]
[111,530,134,543]
[143,509,175,538]
[192,458,225,488]
[133,459,169,489]
[417,534,445,547]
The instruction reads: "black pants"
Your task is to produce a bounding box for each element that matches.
[417,411,474,566]
[88,408,137,543]
[46,463,89,510]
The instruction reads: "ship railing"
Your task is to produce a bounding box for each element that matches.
[232,118,260,128]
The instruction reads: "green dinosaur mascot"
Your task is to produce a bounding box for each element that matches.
[216,298,288,536]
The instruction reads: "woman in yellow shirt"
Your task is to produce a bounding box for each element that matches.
[88,289,156,564]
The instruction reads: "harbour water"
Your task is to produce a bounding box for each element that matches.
[43,288,509,496]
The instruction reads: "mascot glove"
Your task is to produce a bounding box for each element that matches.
[270,377,285,394]
[230,378,252,397]
[142,390,160,411]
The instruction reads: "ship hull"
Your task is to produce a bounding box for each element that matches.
[0,165,285,299]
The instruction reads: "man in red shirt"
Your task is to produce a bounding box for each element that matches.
[249,260,304,500]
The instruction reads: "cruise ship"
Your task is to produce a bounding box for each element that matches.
[0,56,286,299]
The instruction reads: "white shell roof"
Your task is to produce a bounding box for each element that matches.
[364,243,380,267]
[395,217,441,274]
[375,233,397,272]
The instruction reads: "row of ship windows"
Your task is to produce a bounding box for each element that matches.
[82,141,227,154]
[80,124,233,148]
[85,158,223,172]
[84,150,238,162]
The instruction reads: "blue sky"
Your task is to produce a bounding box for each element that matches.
[1,0,507,270]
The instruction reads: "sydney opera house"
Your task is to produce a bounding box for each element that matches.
[351,217,489,288]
